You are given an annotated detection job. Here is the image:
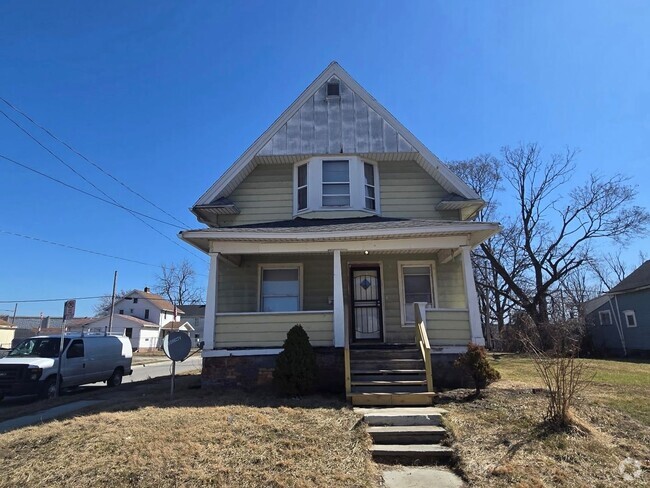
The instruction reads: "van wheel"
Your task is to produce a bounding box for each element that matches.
[107,368,123,387]
[40,377,59,399]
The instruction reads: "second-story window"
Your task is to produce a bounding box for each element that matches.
[364,163,376,210]
[144,309,150,320]
[322,160,350,207]
[297,163,308,211]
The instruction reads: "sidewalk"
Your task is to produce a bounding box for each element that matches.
[0,400,103,434]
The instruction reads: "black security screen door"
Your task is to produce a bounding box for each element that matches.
[350,267,383,341]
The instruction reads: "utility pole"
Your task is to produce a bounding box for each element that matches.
[55,315,66,398]
[107,271,117,334]
[11,303,17,324]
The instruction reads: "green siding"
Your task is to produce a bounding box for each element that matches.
[426,310,471,345]
[216,160,460,226]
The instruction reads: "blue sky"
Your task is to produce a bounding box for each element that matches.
[1,1,648,317]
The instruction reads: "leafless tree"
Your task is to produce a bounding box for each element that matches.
[93,289,130,316]
[154,259,203,307]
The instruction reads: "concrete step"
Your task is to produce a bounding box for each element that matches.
[360,407,446,426]
[367,425,447,444]
[370,444,454,460]
[349,392,436,406]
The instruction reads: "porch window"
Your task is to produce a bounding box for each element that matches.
[260,267,301,312]
[399,263,435,325]
[623,310,637,327]
[598,310,612,326]
[322,160,350,207]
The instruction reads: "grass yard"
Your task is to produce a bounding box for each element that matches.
[444,354,649,487]
[0,376,378,488]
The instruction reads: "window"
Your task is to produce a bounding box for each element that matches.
[260,267,301,312]
[322,160,350,207]
[66,339,84,359]
[399,263,435,324]
[297,163,308,211]
[623,310,637,327]
[124,328,133,339]
[364,163,376,210]
[133,298,138,304]
[599,310,612,326]
[144,309,150,320]
[118,310,124,315]
[130,308,134,314]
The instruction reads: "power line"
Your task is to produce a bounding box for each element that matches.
[0,96,190,228]
[0,295,203,304]
[0,110,206,263]
[0,153,182,229]
[0,229,209,276]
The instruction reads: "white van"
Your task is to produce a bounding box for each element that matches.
[0,334,133,401]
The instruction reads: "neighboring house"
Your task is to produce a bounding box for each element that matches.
[68,315,162,351]
[181,62,500,404]
[181,304,206,345]
[0,319,17,349]
[585,260,650,356]
[0,315,92,346]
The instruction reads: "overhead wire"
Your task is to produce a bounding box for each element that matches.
[0,96,190,228]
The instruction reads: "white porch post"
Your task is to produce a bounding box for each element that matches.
[460,245,486,346]
[203,252,219,350]
[333,249,345,347]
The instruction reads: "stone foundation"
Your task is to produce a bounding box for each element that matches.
[202,347,345,393]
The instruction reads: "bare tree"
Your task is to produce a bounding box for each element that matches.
[93,289,130,316]
[477,143,649,347]
[155,259,202,307]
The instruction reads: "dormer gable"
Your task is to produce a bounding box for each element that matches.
[193,62,483,225]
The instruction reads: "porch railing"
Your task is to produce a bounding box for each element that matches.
[414,302,434,392]
[344,315,351,396]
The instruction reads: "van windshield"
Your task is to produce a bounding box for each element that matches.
[8,338,71,358]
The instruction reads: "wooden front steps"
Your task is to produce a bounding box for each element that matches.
[357,407,454,463]
[348,346,432,406]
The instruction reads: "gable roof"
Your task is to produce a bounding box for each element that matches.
[609,260,650,294]
[193,62,481,214]
[114,290,184,314]
[70,314,161,329]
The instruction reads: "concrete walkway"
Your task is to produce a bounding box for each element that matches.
[0,400,103,433]
[383,467,465,487]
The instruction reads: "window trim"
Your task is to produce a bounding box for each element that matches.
[397,260,438,327]
[293,156,380,215]
[598,310,612,326]
[623,310,637,328]
[257,263,304,313]
[296,163,308,211]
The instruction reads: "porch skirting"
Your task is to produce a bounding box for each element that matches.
[201,347,345,393]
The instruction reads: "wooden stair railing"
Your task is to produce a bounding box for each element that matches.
[344,316,351,396]
[414,302,434,393]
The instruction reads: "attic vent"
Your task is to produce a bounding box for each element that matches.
[326,81,340,97]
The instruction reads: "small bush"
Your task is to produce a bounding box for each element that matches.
[273,324,318,396]
[455,343,501,394]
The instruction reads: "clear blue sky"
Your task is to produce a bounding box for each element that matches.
[1,1,648,318]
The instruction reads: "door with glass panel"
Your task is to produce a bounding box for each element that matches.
[350,267,383,341]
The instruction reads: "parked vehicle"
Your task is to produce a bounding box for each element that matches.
[0,334,133,401]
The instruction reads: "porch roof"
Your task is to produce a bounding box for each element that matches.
[180,217,500,253]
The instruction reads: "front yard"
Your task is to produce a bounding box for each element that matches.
[0,355,647,487]
[444,355,649,487]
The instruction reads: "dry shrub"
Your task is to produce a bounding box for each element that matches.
[454,343,501,394]
[521,320,593,428]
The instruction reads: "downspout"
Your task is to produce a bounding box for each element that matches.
[607,294,627,356]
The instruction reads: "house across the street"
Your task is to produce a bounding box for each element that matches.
[585,260,650,356]
[181,62,500,404]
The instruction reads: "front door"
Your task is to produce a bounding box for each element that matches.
[350,267,383,341]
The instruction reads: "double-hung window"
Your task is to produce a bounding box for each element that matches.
[260,266,301,312]
[598,310,612,326]
[623,310,637,327]
[399,263,435,324]
[322,160,350,207]
[297,163,308,211]
[364,163,376,210]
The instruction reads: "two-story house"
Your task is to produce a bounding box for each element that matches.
[182,62,500,404]
[71,288,191,351]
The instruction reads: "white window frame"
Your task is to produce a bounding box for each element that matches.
[257,264,304,313]
[293,156,380,215]
[321,159,351,207]
[397,261,438,327]
[623,310,637,328]
[598,310,612,326]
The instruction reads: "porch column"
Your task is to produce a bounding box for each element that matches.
[460,245,486,346]
[333,249,345,347]
[203,252,219,350]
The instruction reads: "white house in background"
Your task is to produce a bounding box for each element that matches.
[113,287,185,327]
[71,314,162,351]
